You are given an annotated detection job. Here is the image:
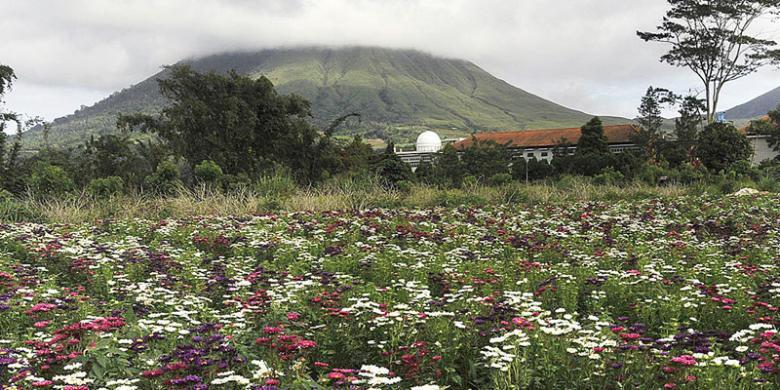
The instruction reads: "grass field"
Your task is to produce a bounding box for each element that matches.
[0,190,778,389]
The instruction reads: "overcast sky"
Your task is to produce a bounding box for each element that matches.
[2,0,779,123]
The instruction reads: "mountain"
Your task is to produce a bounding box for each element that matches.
[725,86,780,120]
[24,47,629,147]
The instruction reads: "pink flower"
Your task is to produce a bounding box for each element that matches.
[286,312,301,321]
[620,333,641,341]
[671,355,697,366]
[327,371,346,380]
[34,321,51,329]
[298,339,317,349]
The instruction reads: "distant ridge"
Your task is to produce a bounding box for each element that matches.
[725,86,780,120]
[24,46,630,147]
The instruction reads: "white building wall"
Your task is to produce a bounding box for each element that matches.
[748,135,778,165]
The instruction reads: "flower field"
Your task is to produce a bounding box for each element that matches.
[0,195,778,389]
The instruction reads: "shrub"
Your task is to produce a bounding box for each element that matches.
[254,170,298,198]
[144,160,182,196]
[592,167,624,186]
[488,173,513,186]
[697,122,752,172]
[28,163,74,196]
[193,160,223,184]
[87,176,125,198]
[677,163,706,184]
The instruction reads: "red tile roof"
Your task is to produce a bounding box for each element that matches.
[452,124,639,150]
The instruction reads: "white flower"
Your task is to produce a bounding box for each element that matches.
[411,385,441,390]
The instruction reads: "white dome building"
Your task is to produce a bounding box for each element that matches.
[416,131,442,153]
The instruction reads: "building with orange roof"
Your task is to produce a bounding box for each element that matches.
[451,124,640,162]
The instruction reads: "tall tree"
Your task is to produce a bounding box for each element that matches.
[638,0,780,123]
[634,87,675,161]
[673,95,706,163]
[118,65,323,181]
[435,144,466,187]
[0,64,21,191]
[573,117,615,176]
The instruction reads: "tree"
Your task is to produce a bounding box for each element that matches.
[375,143,413,189]
[461,138,511,180]
[665,95,706,166]
[340,135,374,174]
[434,144,466,187]
[634,87,675,161]
[0,65,25,192]
[577,117,610,156]
[118,65,323,181]
[80,134,149,187]
[697,122,752,171]
[573,117,615,176]
[638,0,780,123]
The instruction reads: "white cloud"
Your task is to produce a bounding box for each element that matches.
[1,0,778,121]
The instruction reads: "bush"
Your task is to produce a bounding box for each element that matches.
[488,173,513,186]
[592,167,624,186]
[144,160,183,196]
[28,163,74,196]
[87,176,125,198]
[697,122,752,172]
[254,170,298,198]
[193,160,223,184]
[677,163,706,184]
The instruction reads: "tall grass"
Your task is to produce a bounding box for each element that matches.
[0,176,759,224]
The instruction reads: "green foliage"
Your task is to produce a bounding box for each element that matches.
[592,167,624,186]
[193,160,224,183]
[118,65,326,182]
[414,161,436,185]
[87,176,125,198]
[340,135,374,174]
[576,117,610,157]
[697,122,752,172]
[28,163,75,196]
[375,143,413,189]
[488,173,513,186]
[634,87,675,161]
[144,160,182,195]
[78,134,152,188]
[434,144,466,187]
[461,138,510,180]
[512,158,556,182]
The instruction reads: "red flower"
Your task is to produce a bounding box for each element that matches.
[142,368,164,378]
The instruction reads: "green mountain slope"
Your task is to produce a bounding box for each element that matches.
[725,86,780,120]
[25,47,629,147]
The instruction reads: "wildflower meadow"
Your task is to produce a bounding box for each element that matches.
[0,193,778,389]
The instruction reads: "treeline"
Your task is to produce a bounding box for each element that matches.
[1,64,780,200]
